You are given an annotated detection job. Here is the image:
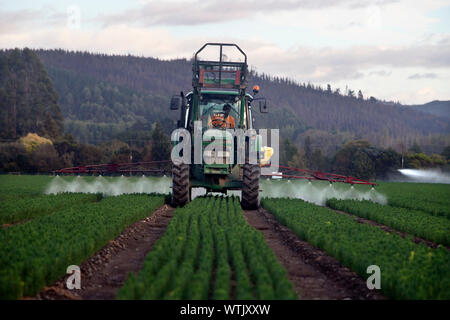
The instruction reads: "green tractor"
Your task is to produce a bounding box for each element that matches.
[169,43,270,209]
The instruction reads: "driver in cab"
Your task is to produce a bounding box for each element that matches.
[208,103,235,129]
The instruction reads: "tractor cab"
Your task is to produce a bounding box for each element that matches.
[171,43,267,130]
[179,90,258,131]
[200,93,239,129]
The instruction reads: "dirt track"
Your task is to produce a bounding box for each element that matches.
[242,208,384,300]
[34,205,174,300]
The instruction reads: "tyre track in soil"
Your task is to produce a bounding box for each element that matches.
[243,208,385,300]
[328,207,450,250]
[32,204,174,300]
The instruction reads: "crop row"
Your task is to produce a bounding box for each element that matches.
[0,194,164,299]
[326,199,450,246]
[376,182,450,219]
[0,193,102,225]
[117,196,297,300]
[261,198,450,299]
[388,198,450,220]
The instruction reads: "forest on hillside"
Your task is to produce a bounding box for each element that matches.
[35,49,449,155]
[0,48,448,177]
[0,49,173,173]
[45,66,175,144]
[0,48,63,140]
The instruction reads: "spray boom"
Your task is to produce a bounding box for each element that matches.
[262,165,376,186]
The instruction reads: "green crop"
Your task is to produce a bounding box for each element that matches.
[0,194,164,299]
[375,182,450,219]
[0,193,102,225]
[326,199,450,246]
[117,196,297,300]
[262,198,450,300]
[0,175,53,197]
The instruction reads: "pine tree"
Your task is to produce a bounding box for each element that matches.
[304,136,312,168]
[358,90,364,100]
[151,122,171,161]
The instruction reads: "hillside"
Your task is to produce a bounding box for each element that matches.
[36,49,306,144]
[0,49,63,140]
[408,100,450,119]
[44,66,174,143]
[34,49,449,153]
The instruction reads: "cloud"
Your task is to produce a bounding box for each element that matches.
[0,9,39,33]
[246,39,450,82]
[406,87,440,102]
[0,0,448,103]
[348,0,400,9]
[99,0,398,27]
[408,72,438,79]
[2,21,449,84]
[369,70,392,76]
[0,7,65,34]
[0,25,198,59]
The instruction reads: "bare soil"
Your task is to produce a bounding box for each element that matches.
[243,208,384,300]
[32,204,174,300]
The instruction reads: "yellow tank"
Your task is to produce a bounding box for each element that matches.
[260,146,274,167]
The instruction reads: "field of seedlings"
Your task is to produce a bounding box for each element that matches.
[0,193,164,299]
[118,196,296,300]
[376,182,450,219]
[0,175,449,300]
[262,198,450,299]
[326,199,450,245]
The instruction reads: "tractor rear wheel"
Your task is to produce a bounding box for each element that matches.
[241,164,260,210]
[172,163,190,207]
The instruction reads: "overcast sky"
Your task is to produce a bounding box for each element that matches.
[1,0,449,104]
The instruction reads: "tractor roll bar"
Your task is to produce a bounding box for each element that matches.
[193,43,248,90]
[194,43,247,64]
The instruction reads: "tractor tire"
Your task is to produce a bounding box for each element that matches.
[172,163,190,207]
[241,164,260,210]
